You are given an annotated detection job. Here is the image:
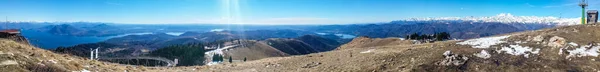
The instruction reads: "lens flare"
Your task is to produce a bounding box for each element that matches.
[220,0,246,47]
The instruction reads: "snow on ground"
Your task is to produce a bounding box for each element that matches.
[398,38,406,40]
[569,42,579,46]
[456,35,511,48]
[514,41,527,44]
[443,51,452,56]
[79,69,90,72]
[499,45,540,58]
[566,45,600,59]
[474,50,491,59]
[206,62,222,66]
[204,45,239,65]
[360,49,375,53]
[205,45,238,55]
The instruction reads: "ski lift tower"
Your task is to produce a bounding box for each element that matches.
[579,0,588,24]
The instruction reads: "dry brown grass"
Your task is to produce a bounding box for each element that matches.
[164,24,600,72]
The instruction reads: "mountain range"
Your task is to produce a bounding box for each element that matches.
[34,24,124,36]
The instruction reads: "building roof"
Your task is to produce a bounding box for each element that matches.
[588,10,598,13]
[0,29,20,34]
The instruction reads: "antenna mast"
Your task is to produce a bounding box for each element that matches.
[579,0,588,24]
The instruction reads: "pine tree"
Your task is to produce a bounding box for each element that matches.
[219,54,223,62]
[243,57,247,62]
[409,33,419,39]
[228,56,233,63]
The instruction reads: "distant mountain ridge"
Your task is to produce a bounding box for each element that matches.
[34,24,123,36]
[392,13,579,25]
[53,30,342,58]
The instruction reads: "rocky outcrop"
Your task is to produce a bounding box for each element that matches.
[548,36,566,48]
[436,51,469,66]
[0,32,29,44]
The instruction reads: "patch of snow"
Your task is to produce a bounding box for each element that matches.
[453,38,463,41]
[569,42,579,46]
[499,45,540,58]
[443,50,452,56]
[398,38,406,40]
[0,60,18,65]
[566,45,600,59]
[206,62,222,66]
[474,50,491,59]
[204,45,238,65]
[360,49,375,53]
[78,69,90,72]
[514,41,527,44]
[205,45,238,55]
[559,48,564,55]
[456,35,511,48]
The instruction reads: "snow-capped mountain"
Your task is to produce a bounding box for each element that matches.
[395,13,580,25]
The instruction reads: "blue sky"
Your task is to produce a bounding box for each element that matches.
[0,0,596,24]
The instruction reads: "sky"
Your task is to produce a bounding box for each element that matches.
[0,0,597,24]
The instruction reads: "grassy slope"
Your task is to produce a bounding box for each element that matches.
[165,24,600,72]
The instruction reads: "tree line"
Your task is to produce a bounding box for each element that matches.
[406,32,451,41]
[148,43,208,66]
[149,39,250,66]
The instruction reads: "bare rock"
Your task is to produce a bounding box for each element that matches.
[436,51,469,66]
[301,62,321,68]
[548,36,566,48]
[532,35,544,42]
[473,50,491,59]
[265,63,280,68]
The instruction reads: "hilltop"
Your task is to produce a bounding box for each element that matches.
[0,39,153,72]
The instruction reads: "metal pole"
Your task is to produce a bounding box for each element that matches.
[90,48,93,60]
[583,7,587,24]
[95,48,99,59]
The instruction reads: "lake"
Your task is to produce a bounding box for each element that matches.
[21,30,183,49]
